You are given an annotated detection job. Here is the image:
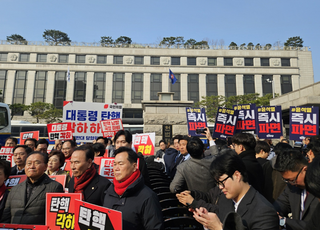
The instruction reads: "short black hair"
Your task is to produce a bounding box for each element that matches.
[255,141,270,154]
[178,135,191,143]
[73,145,95,161]
[214,138,228,151]
[307,140,320,157]
[48,150,66,168]
[187,137,204,159]
[274,148,308,173]
[210,150,248,183]
[159,139,167,145]
[92,143,106,156]
[114,130,132,143]
[273,142,292,156]
[0,160,11,180]
[232,133,256,151]
[5,137,18,145]
[172,135,183,143]
[96,136,108,145]
[62,140,77,148]
[13,145,33,154]
[305,156,320,198]
[114,147,137,164]
[25,138,37,146]
[27,151,49,164]
[36,139,49,148]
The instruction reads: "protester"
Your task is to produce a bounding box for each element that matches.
[11,145,32,175]
[61,140,76,160]
[68,145,111,206]
[45,150,70,187]
[255,140,270,166]
[54,140,62,151]
[1,151,64,224]
[103,147,164,230]
[92,143,106,157]
[35,139,49,154]
[155,140,167,159]
[0,160,11,217]
[306,140,320,163]
[163,135,181,177]
[24,138,37,151]
[4,137,17,147]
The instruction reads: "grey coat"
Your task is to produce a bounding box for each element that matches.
[1,174,64,224]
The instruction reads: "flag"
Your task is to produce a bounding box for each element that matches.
[67,67,70,82]
[169,69,177,85]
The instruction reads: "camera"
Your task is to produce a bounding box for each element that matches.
[196,128,207,134]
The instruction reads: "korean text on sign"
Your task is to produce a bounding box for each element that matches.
[47,122,73,141]
[99,158,115,182]
[100,118,123,138]
[133,134,154,155]
[256,106,283,139]
[212,107,238,139]
[186,107,208,137]
[233,104,256,132]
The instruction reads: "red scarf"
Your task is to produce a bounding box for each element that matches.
[114,169,141,196]
[0,183,7,201]
[74,164,96,194]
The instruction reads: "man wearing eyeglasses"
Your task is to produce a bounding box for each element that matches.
[273,148,319,230]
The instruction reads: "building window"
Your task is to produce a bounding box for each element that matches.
[261,58,269,66]
[224,58,233,66]
[74,72,87,102]
[97,55,107,64]
[171,57,180,65]
[19,53,30,62]
[0,53,8,62]
[75,55,86,63]
[243,75,255,94]
[187,57,196,65]
[225,74,236,97]
[113,56,123,64]
[206,74,217,96]
[123,108,143,119]
[262,75,273,96]
[132,73,143,103]
[244,58,253,66]
[150,74,162,100]
[58,54,69,63]
[281,58,290,66]
[281,75,292,94]
[112,73,124,103]
[151,56,160,65]
[33,71,47,103]
[53,72,67,109]
[0,71,7,102]
[134,56,144,65]
[93,72,105,102]
[171,74,180,100]
[13,71,28,106]
[188,74,199,102]
[208,57,217,66]
[37,54,47,62]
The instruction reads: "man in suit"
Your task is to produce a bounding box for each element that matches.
[188,151,279,230]
[163,135,181,177]
[68,145,111,206]
[11,145,32,175]
[273,148,319,230]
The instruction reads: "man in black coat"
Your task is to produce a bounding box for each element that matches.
[68,145,111,206]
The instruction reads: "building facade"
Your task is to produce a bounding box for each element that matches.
[0,42,314,123]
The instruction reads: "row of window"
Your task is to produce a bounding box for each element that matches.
[0,52,291,67]
[0,71,293,109]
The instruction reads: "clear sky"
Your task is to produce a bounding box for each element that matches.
[1,0,319,82]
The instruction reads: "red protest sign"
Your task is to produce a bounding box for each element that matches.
[99,158,115,182]
[62,160,72,178]
[0,147,14,167]
[0,146,13,154]
[49,175,67,190]
[74,199,122,230]
[47,122,73,141]
[5,175,27,189]
[46,193,82,230]
[100,118,123,138]
[133,134,155,156]
[19,131,40,144]
[0,224,49,230]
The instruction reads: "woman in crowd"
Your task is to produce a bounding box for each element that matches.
[45,150,70,187]
[0,160,11,217]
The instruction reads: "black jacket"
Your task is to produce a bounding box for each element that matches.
[163,148,179,177]
[68,172,111,206]
[103,175,164,230]
[10,165,25,175]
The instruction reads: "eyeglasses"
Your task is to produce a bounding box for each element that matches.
[215,176,231,188]
[282,167,304,185]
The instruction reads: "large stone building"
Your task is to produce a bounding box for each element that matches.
[0,41,314,124]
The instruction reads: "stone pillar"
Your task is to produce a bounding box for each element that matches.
[4,70,16,104]
[25,71,36,105]
[69,54,76,64]
[162,73,169,92]
[46,71,55,104]
[292,74,300,91]
[254,58,260,67]
[124,73,132,104]
[199,74,206,99]
[30,53,37,62]
[144,56,151,65]
[181,57,187,66]
[274,75,281,95]
[105,72,113,103]
[217,57,224,66]
[86,72,94,102]
[66,72,75,101]
[180,74,188,101]
[217,74,225,96]
[255,75,263,96]
[236,74,244,95]
[144,73,151,101]
[107,55,113,65]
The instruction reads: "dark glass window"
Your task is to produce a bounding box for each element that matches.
[113,56,123,64]
[171,74,180,100]
[224,58,233,66]
[0,71,7,102]
[74,72,87,102]
[150,74,162,100]
[244,58,253,66]
[134,56,144,65]
[243,75,255,94]
[123,108,143,119]
[225,74,236,97]
[281,75,292,94]
[97,55,107,64]
[59,54,69,63]
[187,57,196,65]
[33,71,47,102]
[0,53,8,61]
[171,57,180,65]
[151,56,160,65]
[93,72,106,102]
[281,58,290,66]
[262,75,273,96]
[75,55,86,63]
[19,53,30,62]
[188,74,199,102]
[206,74,217,96]
[13,71,28,107]
[132,73,143,103]
[261,58,269,66]
[53,72,67,109]
[37,54,47,62]
[208,57,217,66]
[112,73,124,103]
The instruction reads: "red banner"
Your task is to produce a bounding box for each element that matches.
[49,175,67,190]
[47,122,73,141]
[99,158,115,182]
[19,131,40,145]
[74,199,122,230]
[0,147,14,167]
[100,118,123,138]
[133,135,155,155]
[5,175,27,189]
[0,146,13,154]
[46,193,82,230]
[0,224,49,229]
[62,160,72,178]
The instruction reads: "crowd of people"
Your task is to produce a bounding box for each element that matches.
[0,128,319,230]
